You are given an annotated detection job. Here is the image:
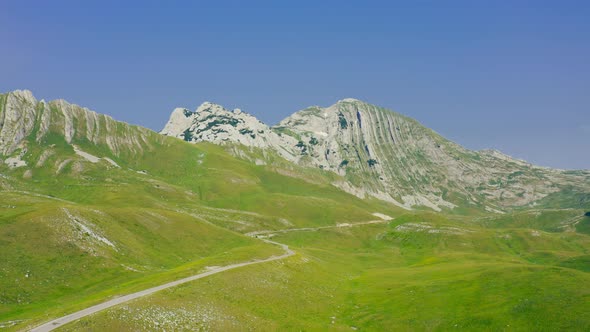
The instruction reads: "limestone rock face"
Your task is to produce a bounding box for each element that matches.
[162,98,590,211]
[0,90,155,162]
[0,90,38,155]
[2,89,586,212]
[160,102,300,163]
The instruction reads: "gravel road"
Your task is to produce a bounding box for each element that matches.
[30,239,293,332]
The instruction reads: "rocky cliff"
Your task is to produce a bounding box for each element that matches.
[0,90,161,175]
[1,89,586,212]
[162,98,590,212]
[160,102,299,161]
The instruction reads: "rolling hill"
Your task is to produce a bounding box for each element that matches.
[0,89,589,331]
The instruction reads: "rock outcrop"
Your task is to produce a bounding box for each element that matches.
[162,98,590,211]
[0,90,164,179]
[2,89,587,212]
[0,90,154,159]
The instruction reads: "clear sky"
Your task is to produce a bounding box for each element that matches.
[1,1,588,169]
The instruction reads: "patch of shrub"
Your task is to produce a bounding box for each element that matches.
[182,129,194,142]
[338,112,348,129]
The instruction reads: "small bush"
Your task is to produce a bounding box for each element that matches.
[182,129,194,142]
[338,112,348,129]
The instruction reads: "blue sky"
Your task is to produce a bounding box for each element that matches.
[1,1,588,169]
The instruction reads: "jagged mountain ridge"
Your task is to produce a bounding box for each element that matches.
[0,90,155,161]
[1,90,589,331]
[0,89,587,212]
[161,98,590,212]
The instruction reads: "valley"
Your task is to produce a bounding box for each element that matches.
[58,213,590,331]
[0,90,588,331]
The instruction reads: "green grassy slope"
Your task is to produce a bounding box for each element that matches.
[2,91,588,331]
[0,192,282,329]
[0,95,399,330]
[63,212,590,331]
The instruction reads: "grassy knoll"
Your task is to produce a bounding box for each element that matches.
[0,192,282,330]
[0,136,396,330]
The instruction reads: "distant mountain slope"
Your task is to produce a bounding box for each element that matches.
[0,90,385,223]
[0,90,396,329]
[1,90,588,332]
[162,98,590,212]
[0,90,153,159]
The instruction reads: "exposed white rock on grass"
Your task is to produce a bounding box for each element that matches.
[372,212,393,221]
[394,222,474,235]
[61,208,117,251]
[485,206,506,214]
[402,194,458,212]
[4,156,27,168]
[103,157,120,168]
[73,145,100,163]
[55,159,72,175]
[106,303,241,331]
[35,149,54,167]
[0,320,25,329]
[73,145,120,168]
[121,264,142,272]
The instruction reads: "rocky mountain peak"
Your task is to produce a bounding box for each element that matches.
[3,89,588,214]
[0,90,153,160]
[11,89,36,102]
[160,101,295,153]
[195,101,225,113]
[337,97,362,103]
[161,98,590,212]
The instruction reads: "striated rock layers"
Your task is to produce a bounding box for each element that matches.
[0,90,154,159]
[1,89,587,212]
[162,98,590,211]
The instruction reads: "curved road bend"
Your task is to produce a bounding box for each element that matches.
[30,218,389,331]
[30,239,293,332]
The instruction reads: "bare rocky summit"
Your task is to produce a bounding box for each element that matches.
[0,90,162,178]
[0,90,153,157]
[162,98,590,212]
[0,89,587,212]
[160,102,299,160]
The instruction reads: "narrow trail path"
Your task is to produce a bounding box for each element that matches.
[246,219,390,237]
[29,218,390,332]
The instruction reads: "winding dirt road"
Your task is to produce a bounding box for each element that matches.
[30,217,390,331]
[29,240,293,332]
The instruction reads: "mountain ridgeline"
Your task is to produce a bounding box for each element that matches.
[0,90,159,169]
[161,98,590,212]
[2,89,590,330]
[0,90,392,328]
[0,89,588,213]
